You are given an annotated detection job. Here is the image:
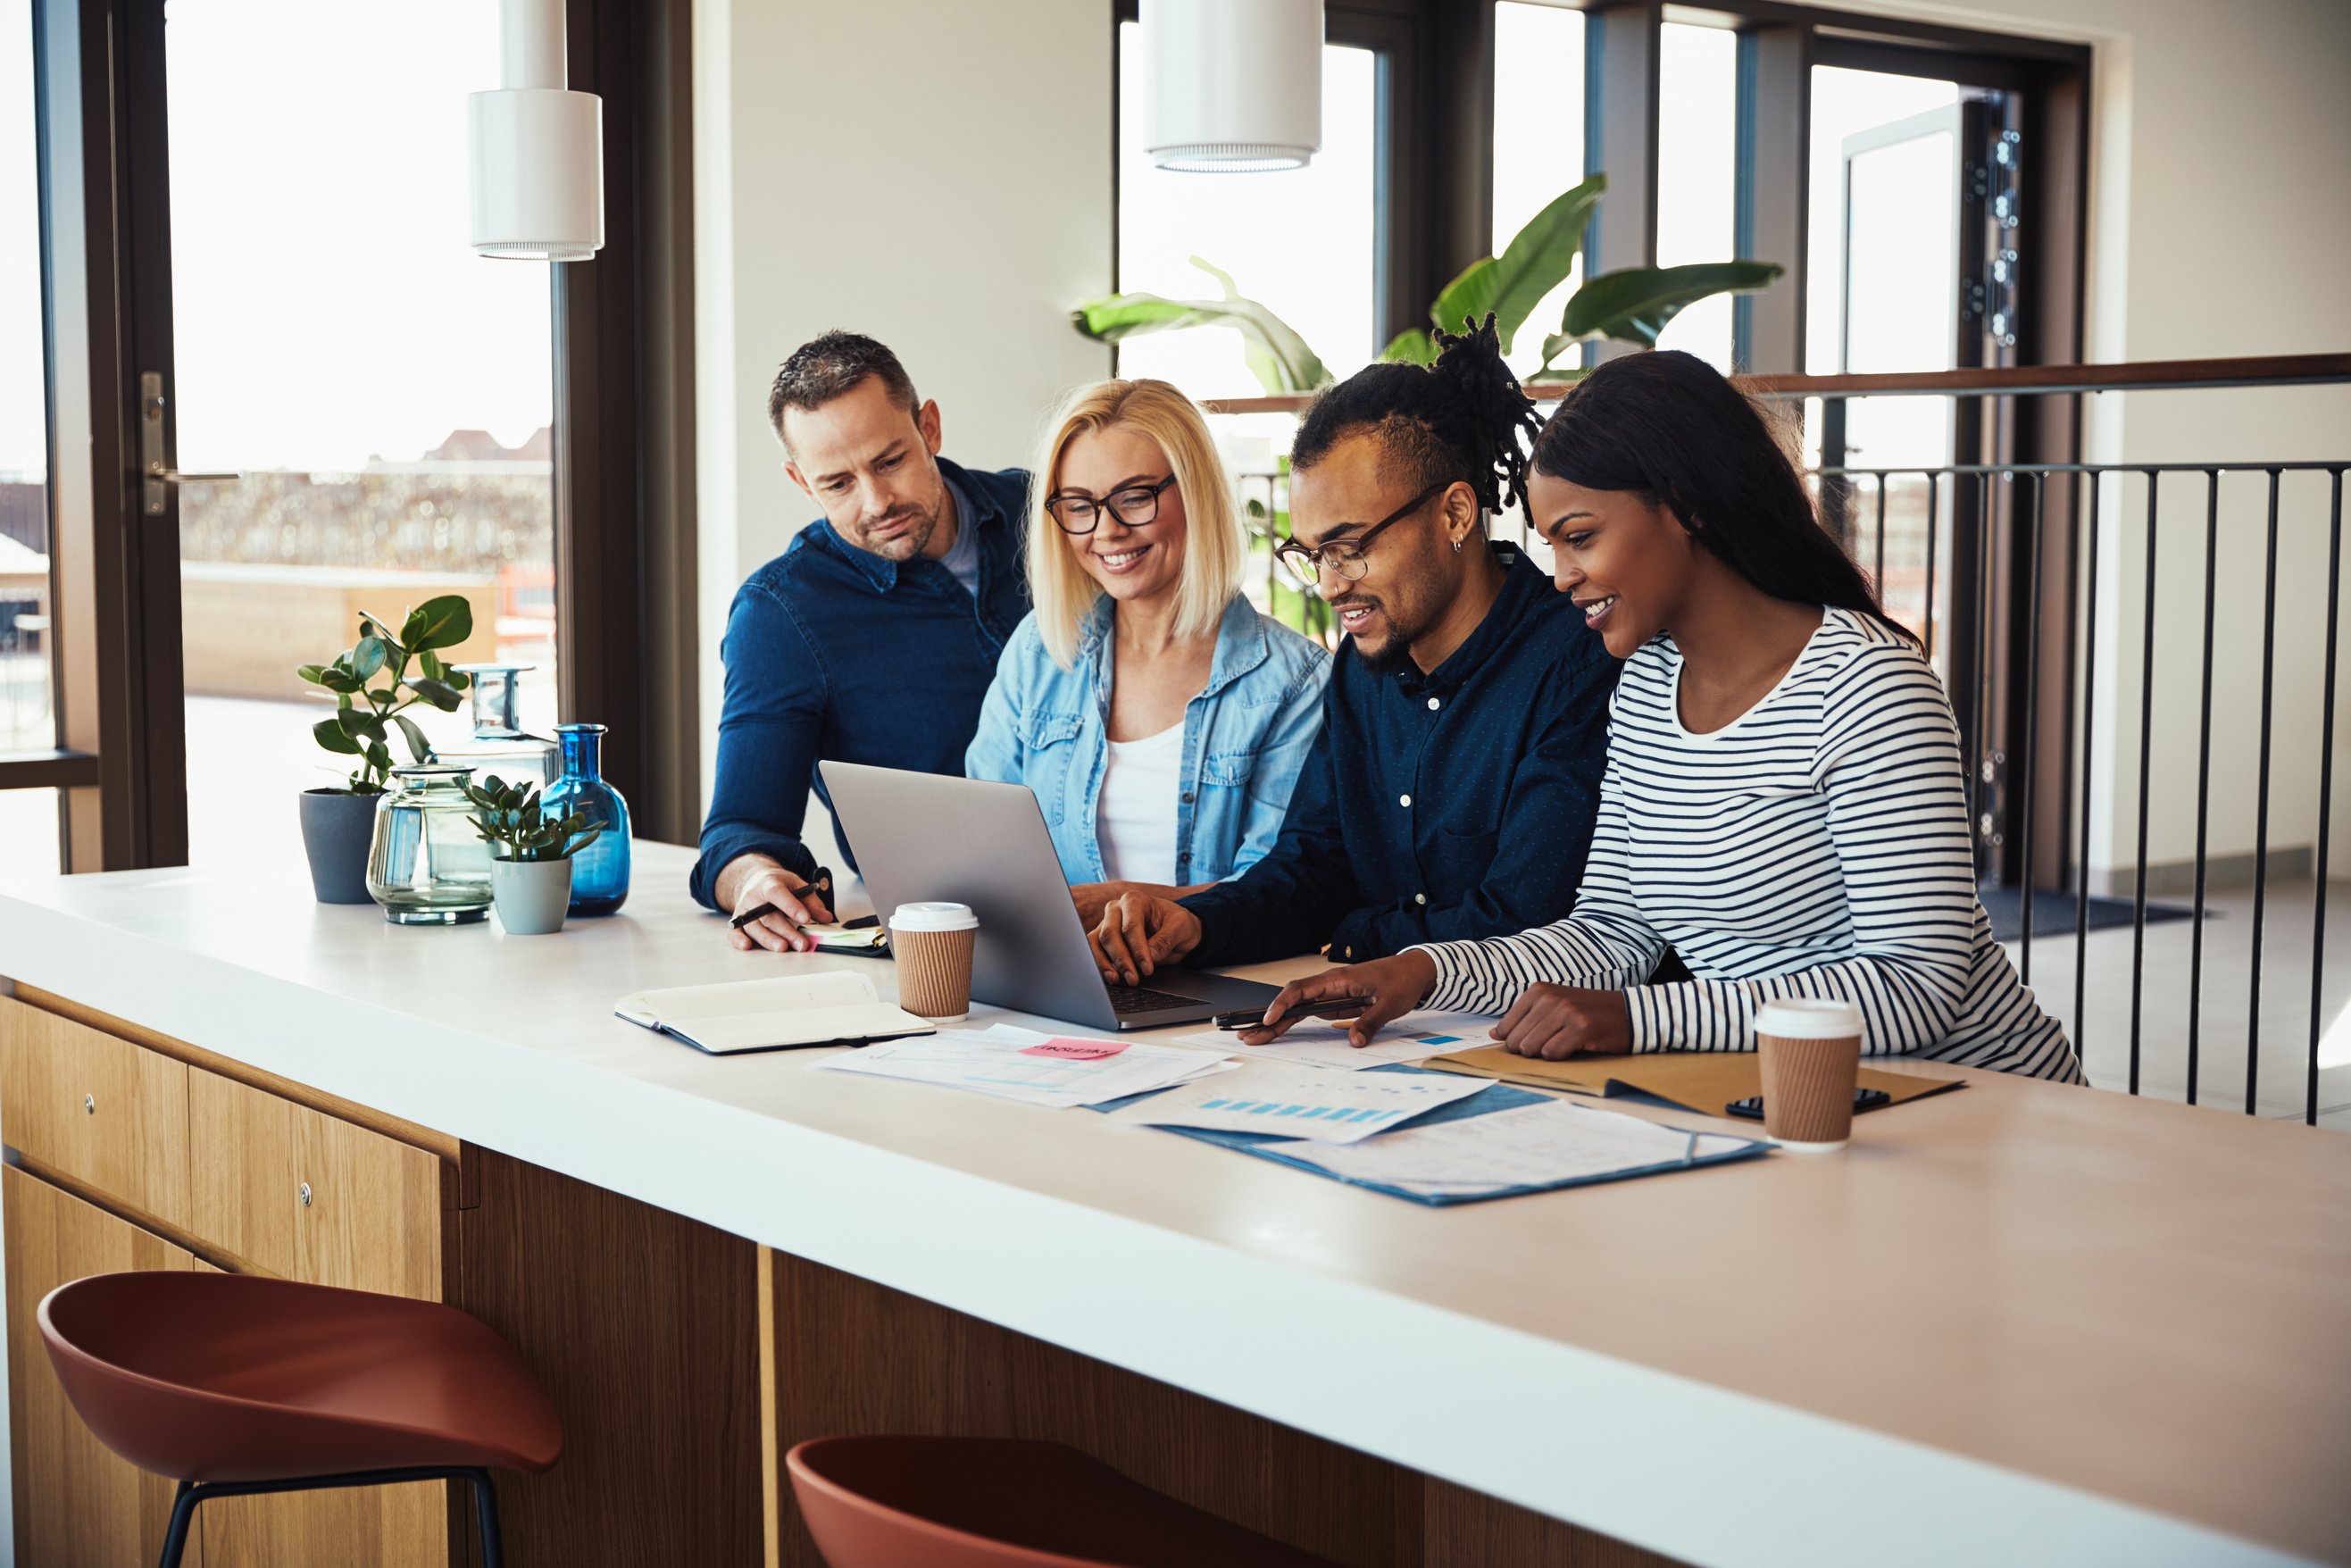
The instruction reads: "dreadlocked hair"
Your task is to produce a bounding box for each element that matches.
[1290,313,1542,518]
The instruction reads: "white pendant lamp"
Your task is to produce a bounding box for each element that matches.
[468,0,603,261]
[1146,0,1322,172]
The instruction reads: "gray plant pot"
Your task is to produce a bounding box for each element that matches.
[298,788,379,905]
[492,858,573,936]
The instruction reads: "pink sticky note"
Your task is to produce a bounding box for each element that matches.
[1021,1037,1129,1061]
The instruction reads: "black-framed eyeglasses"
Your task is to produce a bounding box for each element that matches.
[1044,472,1180,535]
[1273,480,1450,591]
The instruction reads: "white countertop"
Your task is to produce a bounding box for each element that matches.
[2,845,2346,1568]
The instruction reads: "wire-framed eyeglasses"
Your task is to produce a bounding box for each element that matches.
[1043,473,1180,536]
[1272,480,1450,591]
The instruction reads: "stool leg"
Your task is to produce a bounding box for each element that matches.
[466,1469,505,1568]
[155,1480,202,1568]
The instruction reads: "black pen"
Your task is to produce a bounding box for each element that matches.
[1213,999,1370,1031]
[729,867,835,930]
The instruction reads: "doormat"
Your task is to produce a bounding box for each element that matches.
[1981,887,2202,945]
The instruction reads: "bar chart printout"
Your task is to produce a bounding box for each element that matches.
[1105,1063,1494,1145]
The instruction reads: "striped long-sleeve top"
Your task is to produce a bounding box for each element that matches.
[1413,608,2085,1083]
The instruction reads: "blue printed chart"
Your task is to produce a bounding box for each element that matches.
[1104,1061,1492,1145]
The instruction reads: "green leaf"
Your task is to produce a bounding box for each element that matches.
[350,636,388,680]
[404,675,465,712]
[314,666,363,695]
[365,741,393,774]
[1433,174,1607,351]
[296,663,329,686]
[313,717,363,755]
[1557,260,1786,349]
[336,708,387,744]
[402,595,475,653]
[1380,328,1438,366]
[392,713,433,765]
[1070,257,1330,395]
[418,648,445,680]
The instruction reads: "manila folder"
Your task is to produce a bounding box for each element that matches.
[614,973,934,1055]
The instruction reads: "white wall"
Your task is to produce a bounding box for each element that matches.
[1839,0,2351,880]
[692,0,1113,805]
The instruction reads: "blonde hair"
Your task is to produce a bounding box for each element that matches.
[1028,379,1246,669]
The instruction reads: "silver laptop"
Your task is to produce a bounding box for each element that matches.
[820,762,1281,1031]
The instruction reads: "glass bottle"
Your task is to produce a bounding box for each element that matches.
[442,663,558,786]
[545,722,630,915]
[366,765,494,924]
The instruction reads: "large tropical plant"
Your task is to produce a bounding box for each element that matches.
[1072,173,1783,393]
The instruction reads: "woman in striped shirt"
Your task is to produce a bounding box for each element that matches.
[1243,350,2083,1084]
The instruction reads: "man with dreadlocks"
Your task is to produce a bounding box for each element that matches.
[1090,317,1619,982]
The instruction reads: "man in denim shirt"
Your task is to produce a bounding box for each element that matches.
[1090,324,1617,979]
[690,332,1029,950]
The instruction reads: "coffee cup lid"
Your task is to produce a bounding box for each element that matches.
[1755,997,1863,1039]
[889,901,978,933]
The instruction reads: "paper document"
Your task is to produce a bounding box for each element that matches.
[615,972,931,1055]
[1178,1009,1496,1072]
[814,1024,1233,1109]
[1104,1061,1493,1144]
[1265,1100,1763,1197]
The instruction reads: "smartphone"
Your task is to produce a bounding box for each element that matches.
[1212,999,1369,1031]
[1724,1087,1891,1121]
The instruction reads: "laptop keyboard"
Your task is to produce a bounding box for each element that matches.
[1106,983,1203,1015]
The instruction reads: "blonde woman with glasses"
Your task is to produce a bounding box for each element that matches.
[967,379,1330,928]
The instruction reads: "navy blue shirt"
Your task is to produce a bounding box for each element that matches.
[688,458,1030,909]
[1179,545,1616,967]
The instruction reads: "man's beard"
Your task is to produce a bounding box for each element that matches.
[852,496,941,561]
[1334,593,1425,675]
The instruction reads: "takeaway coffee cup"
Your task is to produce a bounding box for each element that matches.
[889,902,980,1022]
[1755,998,1865,1152]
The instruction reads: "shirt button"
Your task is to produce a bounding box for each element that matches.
[1415,892,1427,905]
[1427,696,1441,711]
[1343,946,1354,958]
[1181,791,1195,804]
[1399,793,1412,808]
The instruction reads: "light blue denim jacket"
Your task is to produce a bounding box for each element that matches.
[965,594,1330,887]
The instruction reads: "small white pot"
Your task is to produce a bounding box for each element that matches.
[491,857,573,935]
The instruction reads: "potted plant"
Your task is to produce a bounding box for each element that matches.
[464,773,603,935]
[1072,172,1785,390]
[295,596,475,904]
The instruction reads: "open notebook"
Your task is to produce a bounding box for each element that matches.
[614,973,933,1055]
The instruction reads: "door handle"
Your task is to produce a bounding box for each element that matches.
[138,371,240,514]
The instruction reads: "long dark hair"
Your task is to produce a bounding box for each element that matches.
[1530,349,1910,638]
[1292,314,1542,517]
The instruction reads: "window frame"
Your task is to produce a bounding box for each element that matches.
[9,0,700,871]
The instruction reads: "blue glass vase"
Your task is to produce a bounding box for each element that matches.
[546,722,631,915]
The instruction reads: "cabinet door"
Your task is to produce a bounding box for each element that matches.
[3,1165,205,1568]
[0,995,193,1228]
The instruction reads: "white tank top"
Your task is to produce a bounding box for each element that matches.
[1096,721,1186,885]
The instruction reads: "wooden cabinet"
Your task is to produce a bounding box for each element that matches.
[2,994,454,1566]
[0,995,191,1229]
[2,1165,205,1568]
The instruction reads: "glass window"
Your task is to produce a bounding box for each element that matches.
[1490,2,1586,382]
[164,1,556,868]
[1116,22,1380,404]
[3,1,61,882]
[1653,21,1737,371]
[2,0,54,763]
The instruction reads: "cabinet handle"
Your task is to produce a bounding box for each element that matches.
[84,1094,94,1115]
[299,1181,313,1208]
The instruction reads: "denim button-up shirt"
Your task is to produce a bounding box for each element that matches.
[688,459,1030,909]
[965,594,1330,887]
[1179,545,1617,967]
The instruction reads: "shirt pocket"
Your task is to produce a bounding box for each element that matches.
[1199,749,1257,788]
[1012,710,1088,826]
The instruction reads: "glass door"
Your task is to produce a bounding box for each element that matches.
[160,0,558,869]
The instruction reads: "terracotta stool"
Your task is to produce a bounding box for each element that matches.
[38,1270,563,1568]
[786,1434,1343,1568]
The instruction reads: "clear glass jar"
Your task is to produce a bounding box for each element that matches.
[366,764,494,925]
[442,663,558,787]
